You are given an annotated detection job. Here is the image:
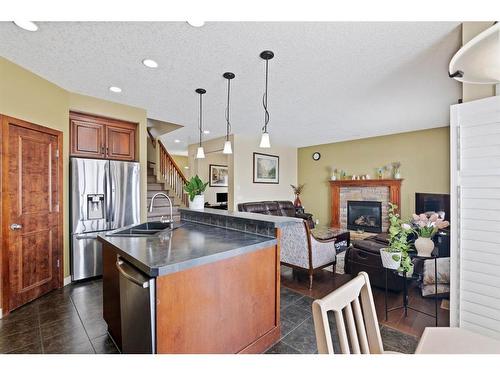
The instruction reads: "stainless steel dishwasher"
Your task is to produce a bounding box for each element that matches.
[116,256,156,353]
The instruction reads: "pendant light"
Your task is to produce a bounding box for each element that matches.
[195,88,206,159]
[449,22,500,84]
[222,72,235,154]
[259,50,274,148]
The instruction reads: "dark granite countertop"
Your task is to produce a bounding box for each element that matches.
[97,221,277,277]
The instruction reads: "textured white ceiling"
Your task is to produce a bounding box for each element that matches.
[0,22,461,153]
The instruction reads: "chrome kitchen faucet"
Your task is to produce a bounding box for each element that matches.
[148,192,174,228]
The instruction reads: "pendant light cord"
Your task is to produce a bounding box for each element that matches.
[262,58,270,133]
[199,92,203,147]
[225,78,231,141]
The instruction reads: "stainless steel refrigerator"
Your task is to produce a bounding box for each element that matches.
[70,157,140,281]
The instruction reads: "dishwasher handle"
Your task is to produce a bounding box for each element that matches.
[116,258,150,288]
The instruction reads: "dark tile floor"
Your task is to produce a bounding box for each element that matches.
[1,278,417,354]
[265,286,418,354]
[0,279,118,354]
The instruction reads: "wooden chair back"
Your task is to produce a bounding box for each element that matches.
[312,272,384,354]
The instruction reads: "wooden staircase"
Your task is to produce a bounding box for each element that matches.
[146,141,189,222]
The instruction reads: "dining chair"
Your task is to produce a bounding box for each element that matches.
[312,271,397,354]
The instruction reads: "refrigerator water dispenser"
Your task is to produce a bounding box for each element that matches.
[87,194,104,220]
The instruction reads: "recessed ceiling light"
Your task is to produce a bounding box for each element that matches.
[13,21,38,32]
[142,59,158,68]
[184,166,189,169]
[174,139,180,143]
[187,20,205,27]
[203,130,210,134]
[109,86,122,93]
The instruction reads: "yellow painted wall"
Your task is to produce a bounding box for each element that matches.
[298,127,450,226]
[0,57,148,295]
[171,155,189,175]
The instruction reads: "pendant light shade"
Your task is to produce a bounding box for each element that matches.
[222,72,235,154]
[259,50,274,148]
[449,22,500,84]
[195,88,206,159]
[259,132,271,148]
[223,140,232,154]
[196,146,205,159]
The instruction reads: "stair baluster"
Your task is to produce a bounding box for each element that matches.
[158,141,189,206]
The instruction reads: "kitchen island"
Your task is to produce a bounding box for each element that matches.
[98,208,303,354]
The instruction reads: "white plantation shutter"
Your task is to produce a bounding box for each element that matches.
[451,96,500,340]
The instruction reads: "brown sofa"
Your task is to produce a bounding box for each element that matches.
[237,200,315,229]
[344,233,404,291]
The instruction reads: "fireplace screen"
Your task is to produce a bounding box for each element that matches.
[347,200,382,233]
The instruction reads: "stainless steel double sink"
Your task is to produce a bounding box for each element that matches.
[106,221,183,237]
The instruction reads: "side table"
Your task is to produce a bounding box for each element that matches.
[384,252,439,326]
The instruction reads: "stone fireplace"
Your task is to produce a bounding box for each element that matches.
[347,200,382,233]
[330,179,402,233]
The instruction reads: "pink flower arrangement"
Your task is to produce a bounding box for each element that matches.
[412,213,450,238]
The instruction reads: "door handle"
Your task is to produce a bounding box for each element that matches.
[75,233,99,240]
[10,223,22,230]
[116,259,149,288]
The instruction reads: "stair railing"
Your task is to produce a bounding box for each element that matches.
[158,140,189,206]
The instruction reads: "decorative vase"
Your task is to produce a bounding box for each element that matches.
[414,236,434,257]
[189,194,205,210]
[380,248,401,270]
[294,195,302,208]
[394,171,401,179]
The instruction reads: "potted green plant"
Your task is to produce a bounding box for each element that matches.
[380,203,413,274]
[184,175,208,210]
[412,213,450,257]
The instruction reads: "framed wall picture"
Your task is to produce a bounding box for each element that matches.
[209,164,229,187]
[253,152,279,184]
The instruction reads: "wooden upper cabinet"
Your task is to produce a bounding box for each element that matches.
[106,123,136,161]
[70,118,105,158]
[70,112,137,161]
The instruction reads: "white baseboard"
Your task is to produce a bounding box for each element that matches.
[64,276,72,286]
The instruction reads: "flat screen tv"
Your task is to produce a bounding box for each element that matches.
[415,193,450,222]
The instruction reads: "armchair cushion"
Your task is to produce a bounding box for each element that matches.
[310,236,337,269]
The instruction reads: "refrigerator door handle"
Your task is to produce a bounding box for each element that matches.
[75,233,99,240]
[110,167,116,224]
[105,161,112,225]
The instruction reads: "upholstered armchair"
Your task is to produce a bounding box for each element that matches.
[280,221,336,289]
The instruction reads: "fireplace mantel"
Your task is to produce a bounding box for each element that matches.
[330,179,403,228]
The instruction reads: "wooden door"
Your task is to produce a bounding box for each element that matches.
[70,113,105,158]
[106,123,136,161]
[1,116,63,313]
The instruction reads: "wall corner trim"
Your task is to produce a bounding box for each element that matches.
[63,276,72,286]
